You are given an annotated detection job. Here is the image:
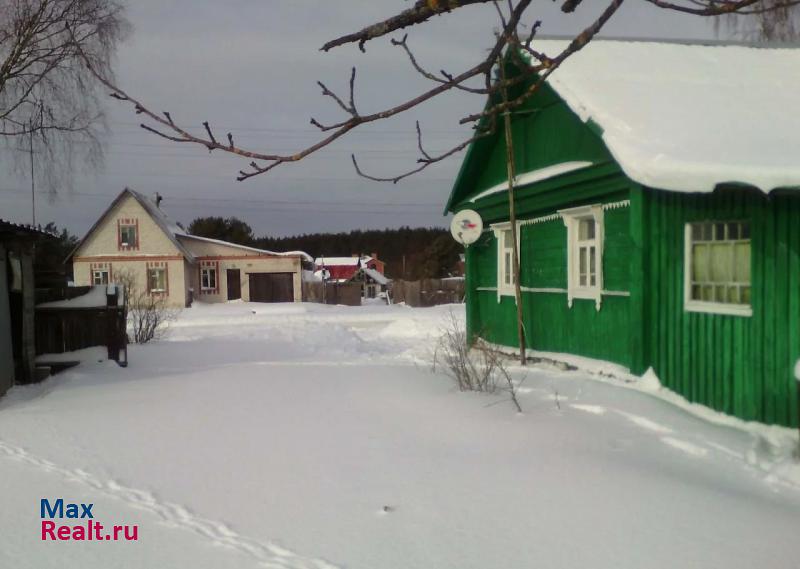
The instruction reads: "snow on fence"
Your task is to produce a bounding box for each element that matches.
[34,285,128,368]
[390,278,465,307]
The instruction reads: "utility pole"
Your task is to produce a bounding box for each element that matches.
[500,54,526,365]
[28,117,36,226]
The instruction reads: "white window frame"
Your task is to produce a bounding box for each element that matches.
[201,267,217,291]
[119,224,137,247]
[148,268,167,293]
[92,269,109,285]
[683,221,752,317]
[491,222,521,301]
[560,204,604,310]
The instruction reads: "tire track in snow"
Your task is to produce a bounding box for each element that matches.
[0,440,338,569]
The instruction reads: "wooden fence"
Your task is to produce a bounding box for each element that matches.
[389,278,465,307]
[35,286,128,367]
[302,281,363,306]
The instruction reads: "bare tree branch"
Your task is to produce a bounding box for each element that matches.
[0,0,129,191]
[79,0,798,184]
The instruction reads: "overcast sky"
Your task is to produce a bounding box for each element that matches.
[1,1,729,238]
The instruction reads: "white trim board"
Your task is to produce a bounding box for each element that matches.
[469,162,594,203]
[478,286,630,297]
[520,199,630,226]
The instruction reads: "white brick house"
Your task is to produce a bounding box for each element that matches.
[67,188,311,307]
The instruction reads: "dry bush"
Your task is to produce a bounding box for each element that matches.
[433,310,522,412]
[114,269,177,344]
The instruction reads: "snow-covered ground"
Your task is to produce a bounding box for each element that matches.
[1,302,799,569]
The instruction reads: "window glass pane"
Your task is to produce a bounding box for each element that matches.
[578,218,595,241]
[734,242,750,283]
[741,286,751,304]
[692,244,710,282]
[710,242,733,282]
[579,247,587,277]
[579,246,588,287]
[504,251,511,285]
[150,269,166,291]
[741,222,751,239]
[688,220,751,308]
[589,246,596,277]
[120,226,136,245]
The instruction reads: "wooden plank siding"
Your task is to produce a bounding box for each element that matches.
[467,179,635,369]
[642,187,800,427]
[452,65,799,428]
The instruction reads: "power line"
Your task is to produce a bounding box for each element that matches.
[0,187,446,209]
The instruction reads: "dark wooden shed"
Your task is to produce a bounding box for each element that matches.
[0,220,54,394]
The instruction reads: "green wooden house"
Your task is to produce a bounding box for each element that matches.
[445,39,800,428]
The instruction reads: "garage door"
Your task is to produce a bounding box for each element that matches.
[248,272,294,303]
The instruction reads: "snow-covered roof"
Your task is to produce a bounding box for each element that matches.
[362,267,389,285]
[525,39,800,193]
[315,256,371,267]
[469,162,593,202]
[37,285,111,309]
[176,233,312,262]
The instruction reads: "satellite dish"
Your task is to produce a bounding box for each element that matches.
[450,210,483,246]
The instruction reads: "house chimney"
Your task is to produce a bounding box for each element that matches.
[153,192,163,208]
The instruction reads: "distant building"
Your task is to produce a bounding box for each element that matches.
[315,254,390,300]
[314,254,385,282]
[67,188,312,307]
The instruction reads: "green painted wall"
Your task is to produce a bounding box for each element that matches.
[452,62,799,428]
[447,81,613,211]
[640,187,800,427]
[468,187,634,368]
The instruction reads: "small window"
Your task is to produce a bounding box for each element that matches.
[492,223,519,298]
[120,224,137,247]
[685,221,751,316]
[92,269,109,285]
[561,204,604,309]
[148,268,167,293]
[201,267,217,291]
